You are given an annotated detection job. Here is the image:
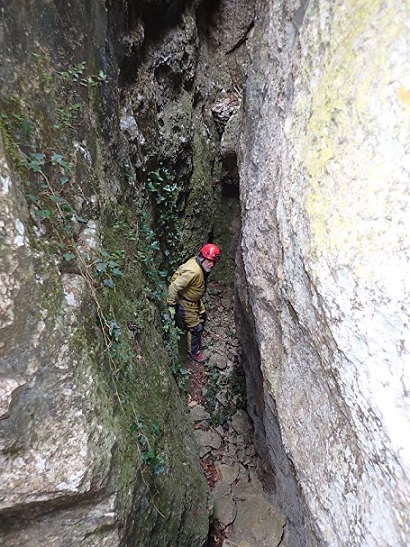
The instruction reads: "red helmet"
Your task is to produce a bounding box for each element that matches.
[200,243,221,263]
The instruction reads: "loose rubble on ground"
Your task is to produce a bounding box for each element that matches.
[187,282,286,547]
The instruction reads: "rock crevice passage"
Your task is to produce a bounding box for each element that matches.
[2,0,409,545]
[188,282,286,547]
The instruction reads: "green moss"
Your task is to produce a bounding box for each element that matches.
[0,97,30,175]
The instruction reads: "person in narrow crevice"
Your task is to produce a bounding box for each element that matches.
[167,243,221,363]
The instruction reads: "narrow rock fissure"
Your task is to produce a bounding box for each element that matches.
[189,282,286,547]
[2,0,407,545]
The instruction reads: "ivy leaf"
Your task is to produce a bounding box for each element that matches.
[50,153,69,170]
[34,209,52,219]
[153,464,165,476]
[26,193,39,203]
[30,152,45,162]
[60,203,73,213]
[63,252,76,262]
[21,119,32,136]
[108,320,121,341]
[103,278,115,289]
[74,214,87,223]
[111,268,123,277]
[150,422,161,436]
[98,70,107,81]
[142,450,156,462]
[96,262,107,272]
[49,195,66,203]
[27,160,43,173]
[60,176,69,185]
[51,153,63,162]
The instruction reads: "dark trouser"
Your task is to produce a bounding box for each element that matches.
[175,299,207,355]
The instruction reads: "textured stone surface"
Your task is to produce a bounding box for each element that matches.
[0,0,224,545]
[124,0,254,284]
[0,138,119,538]
[0,376,26,420]
[229,494,285,547]
[0,0,260,542]
[238,0,410,545]
[213,483,237,528]
[190,282,285,545]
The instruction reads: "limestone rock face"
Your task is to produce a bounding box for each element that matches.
[238,0,410,545]
[0,0,215,545]
[0,141,121,544]
[119,0,255,283]
[0,0,260,543]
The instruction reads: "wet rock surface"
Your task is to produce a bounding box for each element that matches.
[187,282,285,547]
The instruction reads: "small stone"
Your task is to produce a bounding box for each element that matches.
[213,480,231,498]
[194,429,222,451]
[227,438,238,455]
[237,449,246,461]
[232,478,265,501]
[230,410,253,437]
[248,469,259,482]
[216,359,228,370]
[229,495,285,547]
[217,463,240,485]
[190,404,211,422]
[212,490,237,529]
[238,465,250,481]
[199,445,211,458]
[245,445,256,457]
[221,454,235,466]
[236,434,246,450]
[208,353,227,370]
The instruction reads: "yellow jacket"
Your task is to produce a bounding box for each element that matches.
[167,257,205,305]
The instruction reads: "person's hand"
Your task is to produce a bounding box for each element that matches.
[168,306,176,320]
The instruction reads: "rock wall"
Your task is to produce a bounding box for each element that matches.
[119,0,255,283]
[0,0,254,545]
[238,0,410,545]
